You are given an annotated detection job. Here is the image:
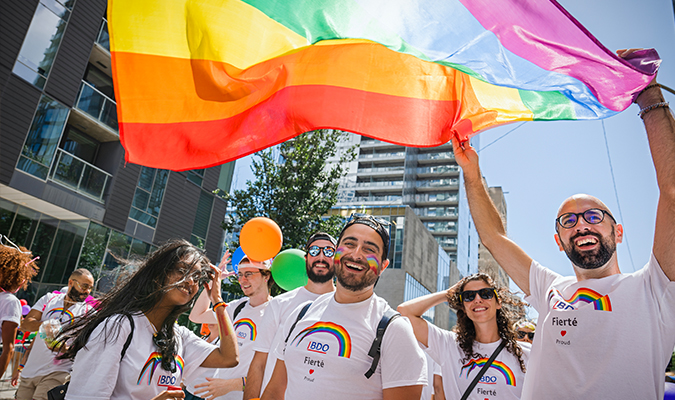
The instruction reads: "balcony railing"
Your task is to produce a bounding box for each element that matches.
[416,165,460,174]
[50,148,112,203]
[416,179,459,188]
[415,193,458,202]
[417,151,454,161]
[75,80,118,132]
[352,195,403,203]
[96,19,110,52]
[357,166,405,174]
[354,181,404,188]
[415,207,458,217]
[359,151,405,160]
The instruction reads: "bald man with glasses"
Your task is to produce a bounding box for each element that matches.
[451,51,675,399]
[16,268,94,400]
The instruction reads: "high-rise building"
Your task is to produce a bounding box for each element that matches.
[334,133,479,277]
[0,0,233,302]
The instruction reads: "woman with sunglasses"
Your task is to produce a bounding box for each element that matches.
[398,273,529,399]
[58,239,239,400]
[514,320,536,344]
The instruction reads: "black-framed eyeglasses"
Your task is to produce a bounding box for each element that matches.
[459,288,497,302]
[517,330,535,340]
[308,245,335,257]
[237,271,260,280]
[556,208,616,229]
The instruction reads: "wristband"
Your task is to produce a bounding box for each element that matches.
[212,301,227,311]
[242,376,246,390]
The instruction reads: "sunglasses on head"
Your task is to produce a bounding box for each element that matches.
[308,245,335,258]
[459,287,497,302]
[517,330,535,340]
[556,208,616,229]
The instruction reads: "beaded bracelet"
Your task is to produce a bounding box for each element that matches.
[212,301,227,311]
[638,102,670,119]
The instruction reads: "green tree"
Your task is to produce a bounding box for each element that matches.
[221,129,357,295]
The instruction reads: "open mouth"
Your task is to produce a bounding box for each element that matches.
[472,306,488,313]
[344,261,366,273]
[574,235,599,249]
[177,285,192,296]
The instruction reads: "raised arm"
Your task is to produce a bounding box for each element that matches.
[397,291,448,347]
[200,264,239,368]
[451,137,533,295]
[627,51,675,281]
[189,287,216,324]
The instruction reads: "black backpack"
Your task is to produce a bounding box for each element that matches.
[284,303,400,379]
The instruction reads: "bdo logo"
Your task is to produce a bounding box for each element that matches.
[237,331,247,339]
[479,375,497,384]
[307,341,330,354]
[157,375,177,386]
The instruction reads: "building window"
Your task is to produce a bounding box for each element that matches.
[12,0,75,89]
[404,273,434,322]
[17,95,70,179]
[190,191,214,246]
[187,169,205,187]
[129,167,168,228]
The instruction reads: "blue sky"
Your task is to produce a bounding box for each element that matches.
[230,0,675,317]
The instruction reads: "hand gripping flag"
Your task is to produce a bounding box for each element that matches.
[109,0,660,170]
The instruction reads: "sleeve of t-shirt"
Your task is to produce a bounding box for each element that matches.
[646,253,675,328]
[525,260,562,313]
[66,315,131,400]
[380,316,428,389]
[0,295,21,326]
[178,325,218,384]
[32,292,55,314]
[252,300,279,353]
[424,322,458,368]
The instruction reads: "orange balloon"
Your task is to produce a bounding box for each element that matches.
[240,217,283,261]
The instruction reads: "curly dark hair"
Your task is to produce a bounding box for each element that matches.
[57,239,210,372]
[447,273,527,373]
[0,244,38,292]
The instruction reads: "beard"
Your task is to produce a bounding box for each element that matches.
[67,286,88,302]
[335,257,378,292]
[306,260,335,284]
[562,229,616,270]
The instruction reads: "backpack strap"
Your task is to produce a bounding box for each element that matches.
[284,302,313,344]
[232,300,247,321]
[365,309,400,379]
[121,314,135,361]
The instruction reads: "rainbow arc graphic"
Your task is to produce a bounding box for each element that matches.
[461,358,516,386]
[137,352,185,385]
[290,321,352,358]
[233,318,257,340]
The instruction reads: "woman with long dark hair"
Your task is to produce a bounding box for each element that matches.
[59,239,239,400]
[398,273,530,400]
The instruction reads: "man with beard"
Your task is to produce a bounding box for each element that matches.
[261,216,427,400]
[16,268,94,400]
[450,53,675,399]
[243,232,337,399]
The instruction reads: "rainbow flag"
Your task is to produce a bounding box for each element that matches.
[109,0,659,170]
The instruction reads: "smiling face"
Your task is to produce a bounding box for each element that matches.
[334,224,389,293]
[237,263,269,298]
[305,239,336,284]
[162,256,203,307]
[461,279,501,325]
[554,195,623,270]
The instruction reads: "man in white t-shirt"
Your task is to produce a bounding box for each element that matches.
[262,215,427,400]
[243,232,337,399]
[16,269,95,400]
[451,63,675,399]
[188,255,273,400]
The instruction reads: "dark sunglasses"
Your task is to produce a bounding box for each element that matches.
[556,208,616,229]
[308,245,335,257]
[349,212,392,227]
[517,330,535,340]
[459,287,497,302]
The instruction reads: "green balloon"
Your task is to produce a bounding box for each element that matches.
[271,249,308,291]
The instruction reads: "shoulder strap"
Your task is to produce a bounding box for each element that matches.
[364,309,400,379]
[232,300,247,321]
[120,314,135,361]
[284,302,312,344]
[460,340,507,400]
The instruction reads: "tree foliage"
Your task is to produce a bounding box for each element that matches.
[220,129,356,296]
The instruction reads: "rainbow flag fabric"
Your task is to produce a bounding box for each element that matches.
[109,0,660,170]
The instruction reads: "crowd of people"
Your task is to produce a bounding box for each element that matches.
[0,51,673,400]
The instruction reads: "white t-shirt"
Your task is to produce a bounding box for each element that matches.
[0,292,21,338]
[22,292,93,379]
[420,352,438,400]
[426,325,530,400]
[253,287,322,389]
[522,254,675,399]
[186,297,270,400]
[275,292,427,400]
[66,313,216,400]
